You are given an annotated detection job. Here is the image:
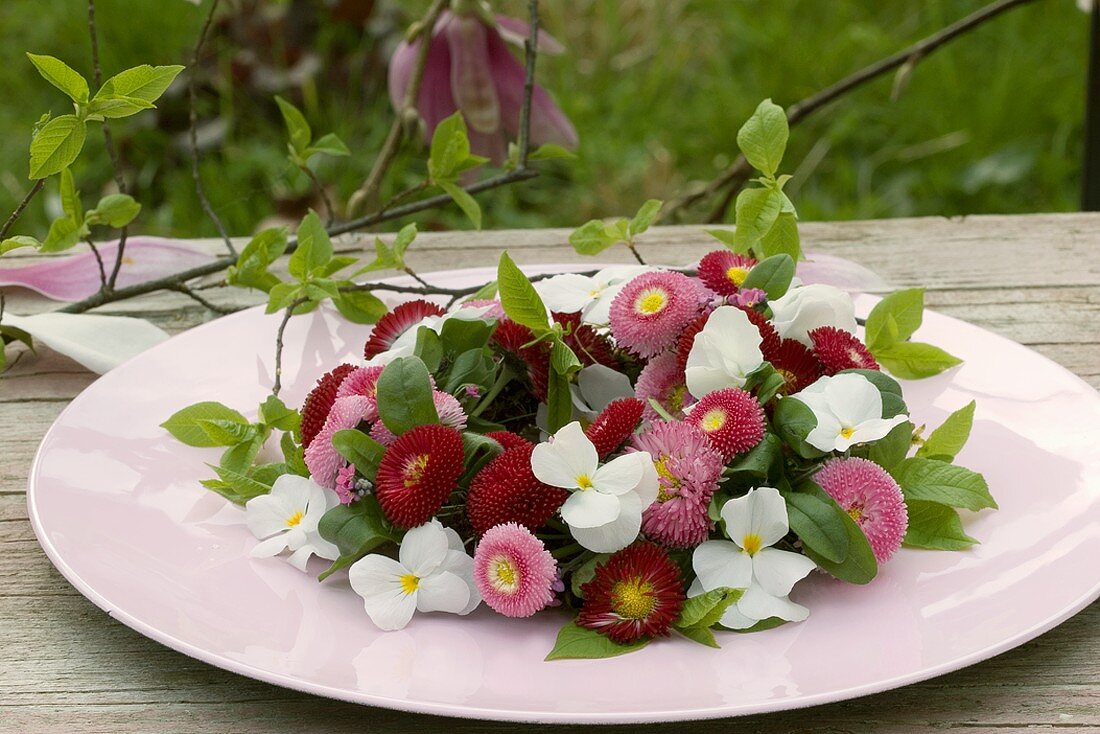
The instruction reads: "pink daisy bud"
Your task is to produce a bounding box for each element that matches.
[814,457,908,564]
[608,271,705,358]
[686,388,766,460]
[474,522,559,618]
[304,395,372,488]
[635,353,692,423]
[335,463,359,505]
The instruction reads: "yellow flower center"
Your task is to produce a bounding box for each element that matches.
[399,574,420,595]
[668,384,687,412]
[576,473,594,490]
[611,578,657,620]
[840,426,856,439]
[726,266,749,286]
[742,533,763,556]
[776,368,798,395]
[490,555,520,592]
[848,506,864,522]
[286,510,304,527]
[403,454,431,488]
[635,288,668,315]
[701,408,727,433]
[654,455,680,501]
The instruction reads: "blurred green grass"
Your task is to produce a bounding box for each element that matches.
[0,0,1087,238]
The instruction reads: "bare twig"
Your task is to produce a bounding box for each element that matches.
[302,166,337,227]
[346,0,449,216]
[188,0,236,258]
[516,0,539,168]
[168,283,239,315]
[665,0,1040,222]
[86,239,107,288]
[0,179,45,241]
[272,297,309,395]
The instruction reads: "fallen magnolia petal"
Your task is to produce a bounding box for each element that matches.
[2,312,169,374]
[0,237,215,302]
[796,252,890,294]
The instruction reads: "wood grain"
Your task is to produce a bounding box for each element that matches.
[2,213,1099,733]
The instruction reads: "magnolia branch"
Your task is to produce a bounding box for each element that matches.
[272,297,309,395]
[665,0,1041,222]
[0,179,45,241]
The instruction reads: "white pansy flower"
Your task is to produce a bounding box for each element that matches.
[536,265,651,325]
[691,487,817,629]
[246,475,340,572]
[768,283,858,345]
[348,519,480,631]
[684,306,765,398]
[570,363,635,418]
[531,421,659,553]
[791,372,908,452]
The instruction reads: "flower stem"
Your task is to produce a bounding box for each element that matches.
[470,367,515,418]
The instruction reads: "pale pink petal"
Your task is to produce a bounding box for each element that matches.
[389,16,456,138]
[0,237,214,302]
[446,15,501,135]
[494,15,566,55]
[796,252,890,294]
[487,30,578,149]
[466,125,507,166]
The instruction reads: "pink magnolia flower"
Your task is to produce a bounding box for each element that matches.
[388,9,578,163]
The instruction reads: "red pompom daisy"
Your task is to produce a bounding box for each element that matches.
[374,424,464,528]
[686,388,766,460]
[585,398,645,458]
[486,430,531,451]
[697,250,758,296]
[741,306,782,356]
[474,523,559,618]
[300,363,356,449]
[577,542,685,644]
[363,300,446,359]
[814,457,908,563]
[554,311,618,369]
[608,271,704,358]
[466,444,569,535]
[674,313,710,372]
[809,326,880,374]
[766,338,824,397]
[492,318,551,400]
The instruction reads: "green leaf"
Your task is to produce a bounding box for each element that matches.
[87,194,141,228]
[26,53,89,103]
[391,223,417,261]
[439,317,493,355]
[95,64,183,104]
[376,357,439,436]
[87,95,155,119]
[551,339,581,376]
[289,210,333,280]
[281,432,309,477]
[529,143,576,161]
[546,368,573,433]
[197,418,257,446]
[874,341,963,380]
[892,457,997,511]
[414,326,443,372]
[333,288,387,325]
[628,199,662,236]
[917,401,976,462]
[219,431,268,473]
[740,253,795,300]
[228,227,288,292]
[757,211,801,261]
[841,368,907,418]
[568,219,621,255]
[737,98,788,177]
[438,180,482,229]
[545,621,649,661]
[59,168,81,221]
[202,463,272,505]
[705,227,742,252]
[772,396,826,459]
[332,429,386,482]
[29,114,86,179]
[675,587,743,630]
[266,282,307,314]
[317,496,400,580]
[162,401,250,447]
[497,251,549,333]
[259,394,299,432]
[274,95,312,154]
[903,499,979,550]
[460,431,504,478]
[676,624,720,648]
[794,481,878,584]
[732,186,783,251]
[428,111,472,182]
[569,553,609,598]
[40,216,85,253]
[784,490,849,564]
[308,133,350,158]
[866,420,914,471]
[1,236,40,254]
[728,616,787,633]
[865,289,924,351]
[726,433,781,478]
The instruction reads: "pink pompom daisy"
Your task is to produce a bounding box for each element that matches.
[608,271,704,358]
[686,387,765,460]
[635,353,692,422]
[814,457,908,564]
[336,366,385,422]
[335,463,359,505]
[629,421,723,548]
[474,522,559,618]
[369,390,468,446]
[304,395,371,488]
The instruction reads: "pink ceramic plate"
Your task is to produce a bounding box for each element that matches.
[28,266,1100,723]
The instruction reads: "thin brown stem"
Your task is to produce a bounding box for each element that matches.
[302,165,337,227]
[188,0,236,258]
[272,297,309,395]
[402,267,431,288]
[346,0,449,216]
[169,283,239,315]
[86,239,107,288]
[516,0,539,168]
[665,0,1040,221]
[0,179,45,241]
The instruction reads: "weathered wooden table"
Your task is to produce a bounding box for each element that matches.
[3,214,1099,733]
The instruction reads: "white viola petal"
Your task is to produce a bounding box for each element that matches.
[286,545,314,572]
[439,549,482,615]
[692,540,753,590]
[1,312,169,374]
[583,290,618,325]
[442,526,466,553]
[738,583,810,624]
[536,273,598,313]
[271,474,316,513]
[531,421,598,488]
[568,493,641,553]
[849,415,909,445]
[300,484,336,531]
[805,413,844,452]
[245,494,294,540]
[823,373,882,426]
[747,486,791,546]
[592,453,645,496]
[576,364,634,413]
[769,284,857,345]
[752,547,817,597]
[348,554,419,631]
[282,526,308,551]
[684,307,763,397]
[718,599,760,630]
[398,520,450,577]
[596,264,652,284]
[560,489,622,528]
[633,453,661,507]
[306,532,340,562]
[415,571,472,614]
[250,533,290,559]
